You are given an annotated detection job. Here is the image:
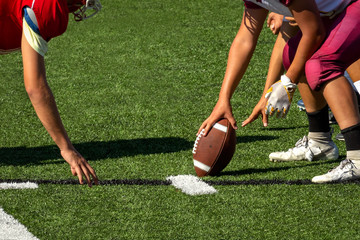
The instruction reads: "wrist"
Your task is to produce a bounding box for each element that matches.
[281,75,297,89]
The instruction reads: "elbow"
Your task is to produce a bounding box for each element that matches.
[309,25,326,50]
[315,27,326,46]
[25,84,52,104]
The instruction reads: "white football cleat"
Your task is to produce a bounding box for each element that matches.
[312,159,360,183]
[269,136,339,162]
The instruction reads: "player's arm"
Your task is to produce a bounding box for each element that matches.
[242,20,299,126]
[262,0,325,119]
[198,7,268,136]
[21,31,98,187]
[285,0,325,84]
[267,12,284,35]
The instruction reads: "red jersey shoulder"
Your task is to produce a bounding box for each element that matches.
[30,0,70,41]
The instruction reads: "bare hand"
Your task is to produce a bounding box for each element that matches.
[197,99,238,136]
[242,97,268,127]
[61,148,99,187]
[267,12,284,35]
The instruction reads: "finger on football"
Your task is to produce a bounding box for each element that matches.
[227,116,238,130]
[197,122,207,136]
[203,123,213,136]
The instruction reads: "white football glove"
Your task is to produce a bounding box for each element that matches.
[265,75,297,118]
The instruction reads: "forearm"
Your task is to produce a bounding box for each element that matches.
[261,33,285,97]
[219,38,255,101]
[27,83,74,151]
[287,1,325,84]
[262,21,299,97]
[219,8,268,101]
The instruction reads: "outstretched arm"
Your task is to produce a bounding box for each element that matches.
[242,19,299,127]
[198,7,268,135]
[21,31,98,187]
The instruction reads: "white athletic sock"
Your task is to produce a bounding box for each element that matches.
[308,132,332,146]
[347,150,360,164]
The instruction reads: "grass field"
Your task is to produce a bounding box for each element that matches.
[1,0,359,239]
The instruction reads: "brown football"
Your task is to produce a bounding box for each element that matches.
[192,118,236,177]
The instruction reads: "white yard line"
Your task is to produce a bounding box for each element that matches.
[0,182,39,240]
[0,182,38,190]
[167,175,217,195]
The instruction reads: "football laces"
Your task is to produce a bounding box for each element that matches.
[192,129,205,154]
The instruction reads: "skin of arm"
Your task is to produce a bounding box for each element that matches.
[243,0,325,126]
[267,12,284,35]
[21,31,98,187]
[285,0,325,84]
[198,0,325,135]
[242,19,299,127]
[198,7,268,136]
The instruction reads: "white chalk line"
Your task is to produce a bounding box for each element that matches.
[167,175,217,195]
[0,182,39,240]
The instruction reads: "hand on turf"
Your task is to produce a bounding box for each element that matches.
[242,96,268,127]
[61,148,99,187]
[265,75,297,118]
[197,99,237,136]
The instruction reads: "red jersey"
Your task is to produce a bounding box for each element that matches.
[0,0,69,53]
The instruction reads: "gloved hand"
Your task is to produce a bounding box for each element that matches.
[265,75,297,118]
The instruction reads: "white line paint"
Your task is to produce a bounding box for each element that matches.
[0,208,39,240]
[167,175,217,195]
[0,182,39,240]
[0,182,38,190]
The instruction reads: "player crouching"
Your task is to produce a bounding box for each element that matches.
[0,0,102,187]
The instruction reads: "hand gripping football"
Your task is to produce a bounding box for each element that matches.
[192,119,236,177]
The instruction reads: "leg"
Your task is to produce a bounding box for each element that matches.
[312,77,360,183]
[321,76,360,130]
[269,75,339,162]
[347,58,360,94]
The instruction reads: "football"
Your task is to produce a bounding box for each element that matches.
[192,118,236,177]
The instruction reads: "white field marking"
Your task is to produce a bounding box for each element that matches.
[213,123,227,133]
[0,182,38,190]
[167,175,217,196]
[0,182,39,240]
[0,208,39,240]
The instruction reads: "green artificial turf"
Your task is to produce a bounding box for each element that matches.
[0,0,352,239]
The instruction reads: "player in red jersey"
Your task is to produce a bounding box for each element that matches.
[0,0,102,187]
